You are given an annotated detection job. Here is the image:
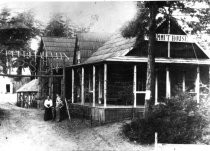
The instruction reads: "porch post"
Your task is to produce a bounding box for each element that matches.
[196,66,200,103]
[209,66,210,89]
[133,65,137,107]
[104,64,107,107]
[98,68,101,100]
[62,58,66,99]
[93,65,96,107]
[155,73,158,105]
[182,71,185,92]
[72,68,74,103]
[166,67,171,98]
[81,67,84,105]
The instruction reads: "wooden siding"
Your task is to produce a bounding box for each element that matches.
[69,103,144,123]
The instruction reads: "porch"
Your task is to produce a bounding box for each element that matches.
[70,61,209,123]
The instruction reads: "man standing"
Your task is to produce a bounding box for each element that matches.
[55,94,63,122]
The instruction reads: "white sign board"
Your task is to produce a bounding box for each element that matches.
[145,34,194,43]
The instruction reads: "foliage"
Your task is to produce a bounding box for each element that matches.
[44,13,90,38]
[0,8,41,77]
[121,1,210,118]
[121,1,210,39]
[122,92,209,144]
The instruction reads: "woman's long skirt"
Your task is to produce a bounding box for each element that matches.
[44,107,52,121]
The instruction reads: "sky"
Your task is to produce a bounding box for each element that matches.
[0,0,137,33]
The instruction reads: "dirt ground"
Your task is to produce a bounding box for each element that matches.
[0,102,153,151]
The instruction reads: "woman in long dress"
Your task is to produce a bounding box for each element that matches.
[44,96,53,121]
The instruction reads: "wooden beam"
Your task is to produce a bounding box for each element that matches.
[104,64,107,107]
[98,68,101,101]
[106,57,210,65]
[0,74,63,78]
[196,66,200,103]
[63,59,66,99]
[155,73,158,105]
[72,68,74,103]
[50,58,53,100]
[166,67,171,98]
[209,66,210,90]
[93,65,96,107]
[168,16,171,58]
[133,65,137,107]
[182,71,186,92]
[81,67,84,105]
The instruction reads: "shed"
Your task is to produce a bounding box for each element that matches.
[17,79,39,108]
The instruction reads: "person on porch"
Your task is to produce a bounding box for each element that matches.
[44,96,53,121]
[55,94,64,122]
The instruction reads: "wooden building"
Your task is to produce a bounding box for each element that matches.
[70,19,210,123]
[38,33,110,102]
[38,37,76,101]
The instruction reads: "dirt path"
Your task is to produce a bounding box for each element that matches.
[0,102,153,151]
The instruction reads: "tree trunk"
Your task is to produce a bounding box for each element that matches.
[144,2,158,119]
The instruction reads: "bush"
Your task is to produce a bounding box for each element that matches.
[122,92,209,144]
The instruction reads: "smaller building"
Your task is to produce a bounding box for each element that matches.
[16,79,39,108]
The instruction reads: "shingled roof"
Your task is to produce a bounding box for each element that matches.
[84,33,136,64]
[77,32,111,63]
[84,19,210,65]
[17,79,39,93]
[41,37,76,67]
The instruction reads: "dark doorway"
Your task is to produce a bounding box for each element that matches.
[6,84,10,93]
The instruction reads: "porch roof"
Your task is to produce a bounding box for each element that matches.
[82,19,210,66]
[71,57,210,68]
[82,33,210,65]
[83,33,136,64]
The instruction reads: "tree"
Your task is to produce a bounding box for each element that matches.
[0,8,41,79]
[44,13,98,38]
[121,1,210,119]
[44,13,68,37]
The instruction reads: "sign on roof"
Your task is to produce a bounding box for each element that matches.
[145,34,194,43]
[156,34,193,43]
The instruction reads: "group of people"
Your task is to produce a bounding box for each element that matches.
[44,94,64,122]
[18,93,37,108]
